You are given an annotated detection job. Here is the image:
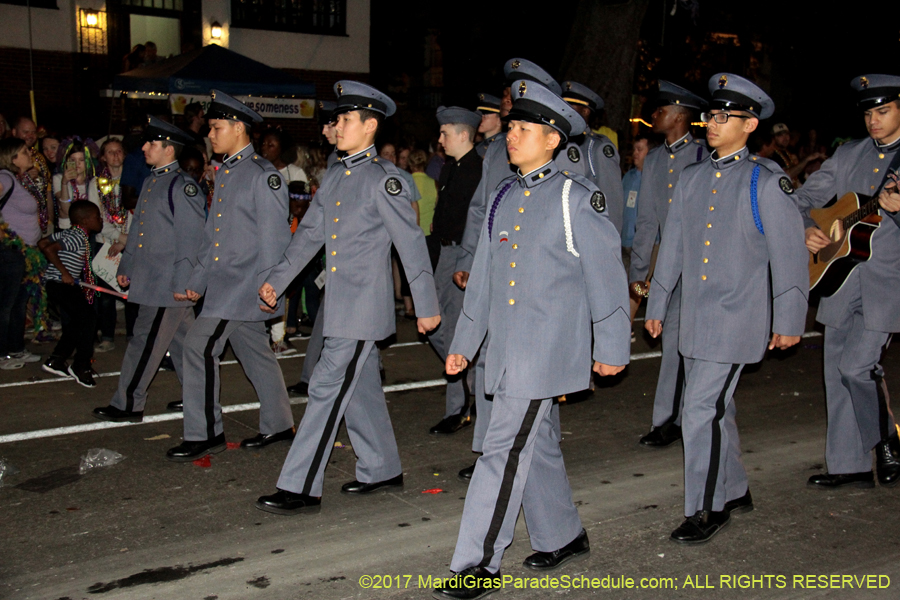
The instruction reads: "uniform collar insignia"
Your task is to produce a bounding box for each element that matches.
[152,160,179,175]
[518,161,557,187]
[710,146,748,170]
[224,143,255,166]
[665,132,692,153]
[341,145,377,166]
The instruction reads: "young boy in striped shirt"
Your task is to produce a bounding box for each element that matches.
[38,200,103,387]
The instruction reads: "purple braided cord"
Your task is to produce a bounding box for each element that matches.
[488,181,515,241]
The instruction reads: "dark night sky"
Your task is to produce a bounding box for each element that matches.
[371,0,900,144]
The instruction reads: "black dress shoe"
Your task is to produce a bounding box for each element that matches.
[92,405,144,423]
[255,489,321,515]
[286,381,309,397]
[240,427,296,449]
[639,423,682,447]
[875,433,900,487]
[458,462,476,482]
[432,566,501,600]
[430,414,472,435]
[165,434,227,462]
[341,474,403,494]
[724,489,754,514]
[670,510,730,544]
[166,400,183,412]
[807,471,875,489]
[523,528,590,571]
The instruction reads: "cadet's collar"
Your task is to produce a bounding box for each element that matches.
[517,160,557,188]
[710,146,749,170]
[223,143,255,166]
[665,132,692,154]
[341,145,377,167]
[874,135,900,153]
[483,132,503,145]
[151,160,179,176]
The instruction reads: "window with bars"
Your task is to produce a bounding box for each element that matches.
[231,0,346,36]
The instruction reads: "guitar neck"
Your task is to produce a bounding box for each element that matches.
[843,196,880,229]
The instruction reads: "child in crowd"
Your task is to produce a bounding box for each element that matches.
[37,200,103,387]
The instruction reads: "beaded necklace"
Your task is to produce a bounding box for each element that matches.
[72,225,96,303]
[16,171,50,234]
[96,168,127,226]
[69,179,89,201]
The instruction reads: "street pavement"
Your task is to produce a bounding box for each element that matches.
[1,309,898,600]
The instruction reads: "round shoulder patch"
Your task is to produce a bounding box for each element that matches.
[385,177,403,196]
[778,176,794,194]
[590,191,606,213]
[267,174,282,190]
[184,182,198,197]
[567,146,581,163]
[603,144,615,158]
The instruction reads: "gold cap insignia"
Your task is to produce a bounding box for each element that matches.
[566,82,572,90]
[860,76,869,89]
[479,93,484,100]
[318,101,323,109]
[718,75,728,89]
[518,81,527,95]
[511,60,520,70]
[336,83,343,95]
[211,91,216,99]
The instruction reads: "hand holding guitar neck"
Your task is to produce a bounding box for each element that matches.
[878,176,900,213]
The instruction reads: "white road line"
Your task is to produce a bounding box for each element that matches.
[0,333,825,444]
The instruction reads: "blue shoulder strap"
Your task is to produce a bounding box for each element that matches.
[167,177,178,216]
[750,165,764,235]
[696,144,704,162]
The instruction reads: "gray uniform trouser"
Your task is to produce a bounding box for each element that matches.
[428,245,469,418]
[300,301,326,384]
[823,286,895,474]
[681,358,748,516]
[471,348,491,453]
[450,377,582,574]
[182,317,293,441]
[277,337,402,497]
[651,280,685,427]
[111,304,193,413]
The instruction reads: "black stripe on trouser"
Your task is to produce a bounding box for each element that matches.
[204,320,230,441]
[124,307,166,412]
[302,340,366,496]
[873,336,892,443]
[664,354,686,426]
[478,399,542,569]
[702,364,740,512]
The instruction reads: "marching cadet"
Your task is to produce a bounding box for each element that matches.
[92,117,206,422]
[645,74,808,544]
[428,106,484,435]
[798,74,900,489]
[474,93,502,158]
[284,99,338,398]
[254,81,440,515]
[560,81,625,235]
[165,90,295,461]
[631,81,709,448]
[434,81,630,598]
[453,58,561,481]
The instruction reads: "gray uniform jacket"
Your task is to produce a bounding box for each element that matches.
[266,145,440,341]
[646,148,809,364]
[185,144,292,321]
[558,132,625,236]
[457,132,513,273]
[630,134,709,282]
[450,161,631,399]
[118,162,207,307]
[794,137,900,332]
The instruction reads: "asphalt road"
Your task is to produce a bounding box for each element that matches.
[1,312,898,600]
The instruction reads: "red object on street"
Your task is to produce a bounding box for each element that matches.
[192,456,212,468]
[226,442,241,450]
[421,488,444,494]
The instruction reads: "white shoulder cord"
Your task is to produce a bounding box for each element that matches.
[561,179,579,257]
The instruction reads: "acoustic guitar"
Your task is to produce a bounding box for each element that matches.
[808,191,882,296]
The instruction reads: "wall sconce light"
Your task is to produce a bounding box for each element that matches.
[211,21,222,40]
[85,10,100,28]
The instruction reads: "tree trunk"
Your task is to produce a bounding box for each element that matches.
[560,0,651,136]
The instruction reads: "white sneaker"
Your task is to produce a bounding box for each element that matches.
[8,350,41,363]
[271,340,296,356]
[0,356,26,370]
[95,340,116,353]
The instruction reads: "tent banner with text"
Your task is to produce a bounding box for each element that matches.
[170,94,315,119]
